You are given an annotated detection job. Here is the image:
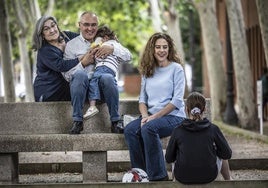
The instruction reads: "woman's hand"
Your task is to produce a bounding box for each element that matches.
[140,114,158,127]
[141,116,148,126]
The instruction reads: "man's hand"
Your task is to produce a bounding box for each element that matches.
[94,44,114,59]
[80,49,97,67]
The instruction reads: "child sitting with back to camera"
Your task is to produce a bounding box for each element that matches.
[83,26,131,131]
[165,91,232,184]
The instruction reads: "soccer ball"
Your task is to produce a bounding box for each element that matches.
[122,168,149,182]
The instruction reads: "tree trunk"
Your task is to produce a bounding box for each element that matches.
[18,37,34,102]
[226,0,257,129]
[44,0,55,16]
[0,0,16,102]
[193,0,226,121]
[148,0,162,32]
[28,0,41,19]
[161,0,189,95]
[149,0,188,95]
[162,0,185,63]
[256,0,268,67]
[28,0,41,82]
[14,0,35,102]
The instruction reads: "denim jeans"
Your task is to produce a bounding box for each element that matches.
[98,72,120,122]
[70,70,89,122]
[89,66,115,101]
[124,115,185,180]
[70,69,119,122]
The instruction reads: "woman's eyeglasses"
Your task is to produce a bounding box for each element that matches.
[43,22,57,33]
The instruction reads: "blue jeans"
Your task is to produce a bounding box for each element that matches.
[89,66,115,101]
[124,115,185,180]
[70,70,89,122]
[98,71,120,122]
[70,69,120,122]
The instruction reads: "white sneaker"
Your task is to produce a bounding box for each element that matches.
[83,106,99,120]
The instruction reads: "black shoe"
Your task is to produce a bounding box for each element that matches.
[111,120,124,134]
[69,121,83,134]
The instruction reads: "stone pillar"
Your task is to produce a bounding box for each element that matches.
[82,151,107,182]
[0,153,18,184]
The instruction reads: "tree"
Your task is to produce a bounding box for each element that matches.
[256,0,268,67]
[146,0,186,65]
[52,0,153,66]
[161,0,185,63]
[44,0,54,16]
[148,0,162,32]
[4,0,200,101]
[0,0,16,102]
[147,0,190,94]
[193,0,226,121]
[28,0,41,81]
[8,0,53,102]
[12,0,35,102]
[225,0,257,129]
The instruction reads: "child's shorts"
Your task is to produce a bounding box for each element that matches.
[216,157,223,173]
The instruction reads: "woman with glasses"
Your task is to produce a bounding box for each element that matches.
[32,16,93,115]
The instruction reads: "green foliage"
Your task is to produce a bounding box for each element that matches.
[6,0,202,75]
[41,0,154,66]
[7,0,36,61]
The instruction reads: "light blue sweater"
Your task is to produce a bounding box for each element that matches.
[139,62,186,118]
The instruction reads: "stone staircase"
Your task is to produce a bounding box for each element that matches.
[17,126,268,184]
[0,100,267,187]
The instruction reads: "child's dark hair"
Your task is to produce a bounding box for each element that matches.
[186,92,206,121]
[95,25,116,40]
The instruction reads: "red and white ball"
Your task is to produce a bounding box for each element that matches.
[122,168,149,182]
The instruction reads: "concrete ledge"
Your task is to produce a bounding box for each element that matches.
[0,180,267,188]
[0,99,211,135]
[0,133,127,183]
[0,100,140,135]
[0,134,127,152]
[0,133,171,152]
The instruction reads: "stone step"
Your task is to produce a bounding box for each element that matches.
[0,100,211,135]
[18,144,268,174]
[15,174,268,187]
[18,158,268,175]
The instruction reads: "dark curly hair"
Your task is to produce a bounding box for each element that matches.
[95,25,117,40]
[139,32,182,78]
